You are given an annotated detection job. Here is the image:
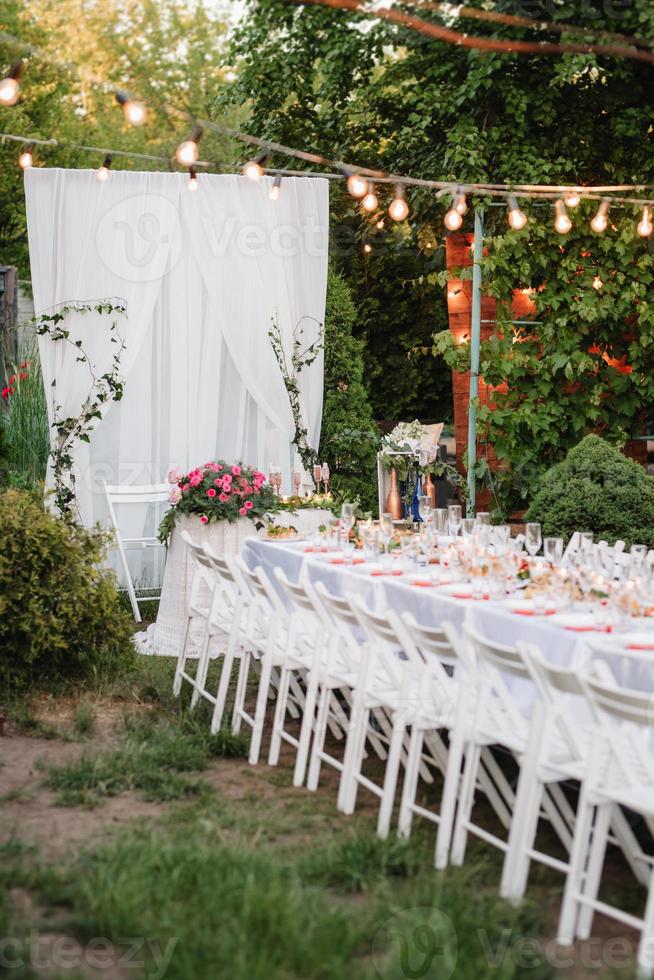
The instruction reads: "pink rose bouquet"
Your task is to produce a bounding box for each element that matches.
[160,460,278,541]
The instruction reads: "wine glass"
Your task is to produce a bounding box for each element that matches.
[543,536,563,565]
[418,495,432,524]
[341,502,355,534]
[525,522,542,558]
[433,508,449,536]
[462,517,476,538]
[448,504,462,538]
[380,512,394,561]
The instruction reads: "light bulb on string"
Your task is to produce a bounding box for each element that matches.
[637,206,653,238]
[361,182,378,212]
[269,174,282,200]
[188,166,198,191]
[591,199,610,234]
[444,193,465,231]
[242,153,268,180]
[388,183,409,222]
[564,189,581,208]
[0,62,22,106]
[363,243,373,254]
[176,125,203,166]
[346,171,368,198]
[115,91,146,126]
[96,154,112,182]
[18,142,35,169]
[375,219,385,230]
[507,195,527,230]
[454,191,468,215]
[554,199,572,235]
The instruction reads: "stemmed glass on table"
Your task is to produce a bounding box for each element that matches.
[448,504,462,538]
[525,522,542,558]
[380,512,394,566]
[340,502,356,556]
[418,495,432,525]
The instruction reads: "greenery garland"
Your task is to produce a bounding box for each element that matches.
[32,299,127,525]
[268,314,324,481]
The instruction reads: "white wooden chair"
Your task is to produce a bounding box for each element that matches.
[103,481,170,621]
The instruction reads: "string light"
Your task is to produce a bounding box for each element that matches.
[115,91,147,126]
[361,182,378,212]
[363,243,373,254]
[242,153,268,180]
[96,153,112,181]
[444,195,464,231]
[18,142,35,169]
[591,199,610,233]
[269,174,282,200]
[637,206,653,237]
[0,62,22,106]
[454,192,468,215]
[507,195,528,230]
[188,166,198,191]
[375,219,385,230]
[593,275,604,290]
[564,189,581,208]
[346,171,368,198]
[554,199,572,234]
[389,183,409,222]
[176,125,203,166]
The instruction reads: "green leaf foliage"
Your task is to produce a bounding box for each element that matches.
[525,435,654,549]
[0,489,136,693]
[319,267,379,509]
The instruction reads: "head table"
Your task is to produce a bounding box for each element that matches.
[243,538,654,712]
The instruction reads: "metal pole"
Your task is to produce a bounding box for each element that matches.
[466,208,484,514]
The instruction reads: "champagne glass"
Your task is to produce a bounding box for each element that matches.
[462,517,476,538]
[544,536,563,565]
[418,495,432,524]
[433,508,449,536]
[525,522,542,558]
[380,512,394,562]
[448,504,462,538]
[341,502,355,534]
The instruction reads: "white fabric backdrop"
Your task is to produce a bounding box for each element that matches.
[24,169,329,534]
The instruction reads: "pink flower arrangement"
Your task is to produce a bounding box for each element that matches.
[160,459,278,539]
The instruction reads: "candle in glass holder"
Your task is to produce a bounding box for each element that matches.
[293,471,302,496]
[321,462,330,495]
[313,463,322,494]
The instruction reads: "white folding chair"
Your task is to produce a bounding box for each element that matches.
[557,664,654,976]
[173,530,219,702]
[103,481,170,621]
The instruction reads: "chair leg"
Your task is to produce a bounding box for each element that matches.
[576,802,611,941]
[293,667,321,788]
[190,628,213,709]
[268,665,293,766]
[307,684,331,791]
[231,649,251,735]
[501,773,543,904]
[210,632,239,734]
[173,615,193,696]
[397,728,424,839]
[637,870,654,978]
[435,723,467,871]
[249,641,276,766]
[450,742,481,866]
[557,789,596,947]
[339,706,370,816]
[376,715,406,839]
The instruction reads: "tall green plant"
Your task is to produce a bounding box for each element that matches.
[0,339,49,488]
[319,267,379,510]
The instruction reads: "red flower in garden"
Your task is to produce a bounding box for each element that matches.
[20,360,29,369]
[1,386,13,400]
[244,500,254,510]
[200,515,209,524]
[19,372,28,381]
[207,488,216,498]
[239,506,247,516]
[214,477,222,487]
[219,492,230,502]
[232,466,242,476]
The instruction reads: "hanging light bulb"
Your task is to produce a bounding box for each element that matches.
[593,275,604,290]
[591,199,610,233]
[554,199,572,235]
[455,192,468,215]
[242,153,269,180]
[564,189,581,209]
[346,171,368,198]
[115,91,147,126]
[389,183,409,222]
[269,174,282,200]
[18,142,34,169]
[637,206,653,238]
[443,197,463,231]
[187,166,198,191]
[96,154,112,181]
[175,125,203,166]
[363,243,373,254]
[375,219,385,230]
[0,62,22,106]
[361,182,378,212]
[507,195,527,230]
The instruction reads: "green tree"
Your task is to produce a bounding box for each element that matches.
[320,266,379,509]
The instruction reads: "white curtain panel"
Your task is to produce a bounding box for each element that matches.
[24,168,329,530]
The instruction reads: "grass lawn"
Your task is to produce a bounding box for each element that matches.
[0,657,642,980]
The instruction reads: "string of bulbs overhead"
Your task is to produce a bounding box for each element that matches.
[2,53,654,241]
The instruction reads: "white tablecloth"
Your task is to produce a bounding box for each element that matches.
[243,539,654,710]
[137,509,334,655]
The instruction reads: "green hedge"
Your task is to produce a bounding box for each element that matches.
[525,435,654,549]
[0,489,136,693]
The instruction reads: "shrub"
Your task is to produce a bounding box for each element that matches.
[0,489,136,693]
[525,435,654,549]
[0,344,50,488]
[319,267,379,511]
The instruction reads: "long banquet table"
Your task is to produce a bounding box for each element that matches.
[243,538,654,709]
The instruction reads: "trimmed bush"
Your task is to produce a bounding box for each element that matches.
[319,267,379,511]
[0,489,136,692]
[525,435,654,549]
